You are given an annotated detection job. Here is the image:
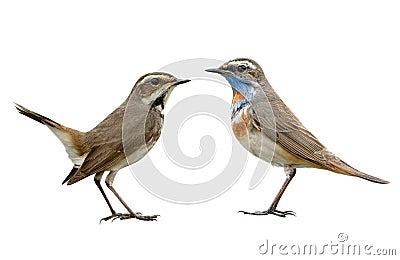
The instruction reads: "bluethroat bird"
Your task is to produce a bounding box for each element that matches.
[206,58,389,217]
[16,73,190,222]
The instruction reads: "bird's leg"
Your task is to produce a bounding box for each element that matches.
[94,172,120,223]
[239,166,296,217]
[95,172,116,213]
[266,166,296,217]
[101,171,159,222]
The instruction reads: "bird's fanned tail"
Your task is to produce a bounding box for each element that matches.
[15,103,87,168]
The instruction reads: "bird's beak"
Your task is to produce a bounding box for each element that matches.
[205,68,230,75]
[173,79,191,86]
[205,68,222,74]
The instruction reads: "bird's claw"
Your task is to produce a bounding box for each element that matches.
[270,209,296,217]
[100,213,124,223]
[238,209,296,218]
[115,212,159,221]
[100,212,159,223]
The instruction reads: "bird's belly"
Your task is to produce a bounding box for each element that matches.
[231,111,308,167]
[251,135,307,167]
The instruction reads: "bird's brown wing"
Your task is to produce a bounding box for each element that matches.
[66,104,162,185]
[67,142,126,185]
[250,94,329,168]
[247,84,389,183]
[250,92,389,183]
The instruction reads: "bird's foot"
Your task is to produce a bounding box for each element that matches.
[100,212,159,223]
[238,208,296,218]
[100,213,125,223]
[116,212,159,221]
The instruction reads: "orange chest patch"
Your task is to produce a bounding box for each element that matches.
[232,111,251,139]
[232,91,245,105]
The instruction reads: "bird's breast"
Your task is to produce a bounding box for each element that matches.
[231,106,252,149]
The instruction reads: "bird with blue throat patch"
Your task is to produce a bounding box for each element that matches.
[206,58,389,217]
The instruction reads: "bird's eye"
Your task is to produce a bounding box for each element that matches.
[238,64,247,72]
[151,78,160,85]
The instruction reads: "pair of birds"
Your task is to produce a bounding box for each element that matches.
[16,58,389,222]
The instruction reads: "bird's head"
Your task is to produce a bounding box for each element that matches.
[132,72,190,110]
[206,58,265,102]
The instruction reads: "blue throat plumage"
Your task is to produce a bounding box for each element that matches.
[225,74,254,98]
[224,74,254,118]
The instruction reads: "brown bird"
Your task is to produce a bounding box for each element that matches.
[206,58,389,217]
[16,72,190,222]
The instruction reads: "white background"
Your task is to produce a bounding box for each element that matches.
[1,0,400,259]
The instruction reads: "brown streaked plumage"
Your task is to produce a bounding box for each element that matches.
[16,73,190,222]
[206,58,388,217]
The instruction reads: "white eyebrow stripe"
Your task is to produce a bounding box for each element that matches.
[244,61,257,70]
[231,60,258,70]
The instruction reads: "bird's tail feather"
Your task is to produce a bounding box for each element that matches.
[15,103,86,166]
[62,166,79,185]
[327,157,389,184]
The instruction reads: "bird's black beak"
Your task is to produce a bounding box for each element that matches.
[173,79,191,86]
[205,68,223,74]
[205,68,231,75]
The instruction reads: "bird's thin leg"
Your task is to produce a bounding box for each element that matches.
[267,166,296,216]
[239,166,296,217]
[95,172,124,223]
[102,171,158,222]
[94,172,116,215]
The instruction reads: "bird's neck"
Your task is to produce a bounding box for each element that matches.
[151,88,175,115]
[231,91,250,119]
[226,74,255,118]
[232,91,245,104]
[151,94,166,114]
[225,75,254,100]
